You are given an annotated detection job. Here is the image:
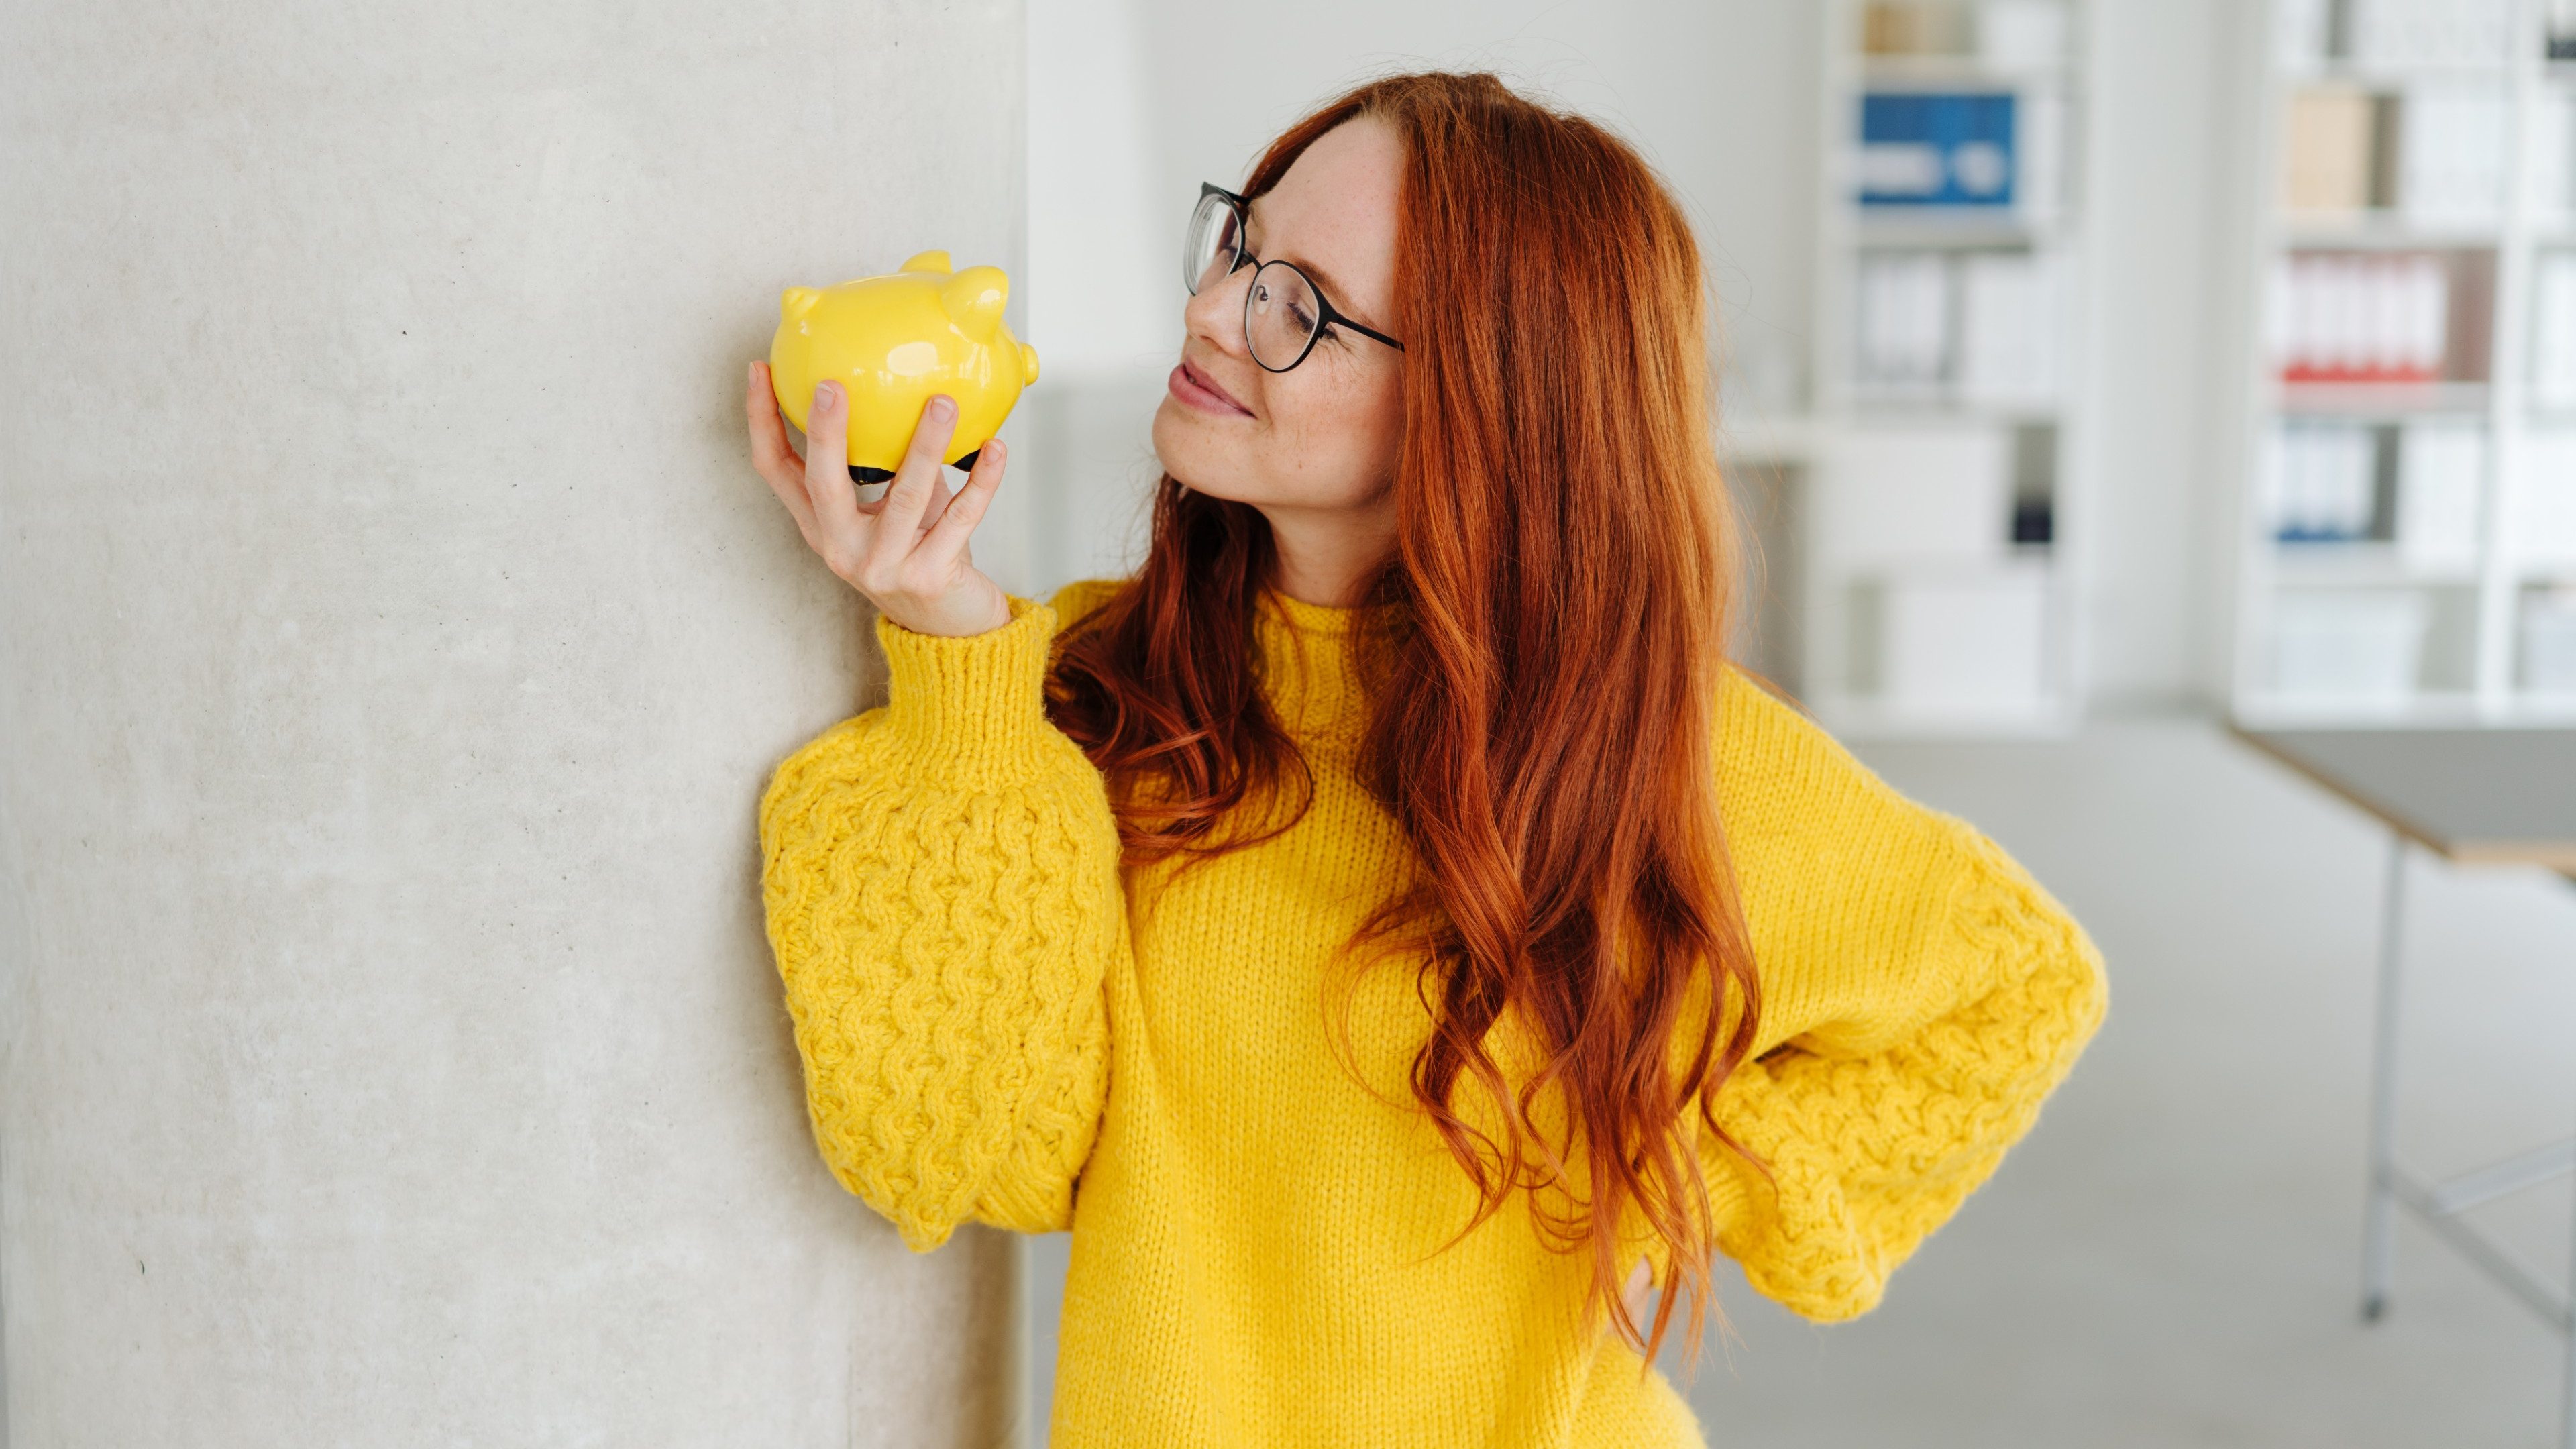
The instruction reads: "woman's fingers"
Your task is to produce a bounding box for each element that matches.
[915,437,1005,573]
[800,379,874,576]
[859,396,959,584]
[745,362,816,534]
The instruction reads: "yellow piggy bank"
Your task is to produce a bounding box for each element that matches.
[769,250,1041,483]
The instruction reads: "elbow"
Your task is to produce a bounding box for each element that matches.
[2042,926,2110,1081]
[803,1122,970,1255]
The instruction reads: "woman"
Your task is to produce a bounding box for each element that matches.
[747,70,2105,1448]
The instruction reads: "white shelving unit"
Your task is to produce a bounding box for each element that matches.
[2219,0,2576,724]
[1797,0,2101,737]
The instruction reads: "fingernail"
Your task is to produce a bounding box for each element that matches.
[812,381,835,413]
[928,396,955,421]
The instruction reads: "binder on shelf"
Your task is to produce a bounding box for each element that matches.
[2526,89,2575,219]
[2525,586,2576,694]
[1860,91,2019,208]
[2398,85,2510,224]
[1856,251,1955,395]
[2395,420,2485,568]
[2534,250,2576,411]
[1863,2,1973,56]
[1957,250,2065,404]
[2270,590,2430,704]
[2266,422,2379,543]
[2269,250,2451,382]
[2282,88,2383,213]
[2278,0,2334,69]
[1854,248,2063,403]
[1861,1,2068,63]
[2347,0,2515,68]
[2510,428,2576,563]
[1976,1,2068,65]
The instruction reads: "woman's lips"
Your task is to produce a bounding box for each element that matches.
[1169,359,1253,417]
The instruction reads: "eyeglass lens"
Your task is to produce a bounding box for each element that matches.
[1183,192,1242,296]
[1185,193,1330,370]
[1244,262,1324,370]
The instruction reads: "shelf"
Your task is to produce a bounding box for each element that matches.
[1819,552,2056,586]
[2226,3,2573,725]
[2274,381,2492,416]
[1805,0,2094,741]
[1843,396,2067,425]
[2282,61,2518,86]
[2277,218,2504,249]
[1852,211,2063,248]
[2268,543,2480,586]
[1859,56,2071,87]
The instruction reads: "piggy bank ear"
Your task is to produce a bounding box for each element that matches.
[780,287,820,325]
[900,250,953,274]
[940,266,1009,341]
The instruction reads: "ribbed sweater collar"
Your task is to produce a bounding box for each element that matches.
[1252,587,1388,752]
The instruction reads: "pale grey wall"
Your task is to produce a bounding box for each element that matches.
[2072,0,2230,708]
[0,1,1026,1443]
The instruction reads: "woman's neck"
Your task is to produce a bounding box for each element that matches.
[1257,493,1398,608]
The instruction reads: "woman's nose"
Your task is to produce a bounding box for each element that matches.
[1184,258,1254,358]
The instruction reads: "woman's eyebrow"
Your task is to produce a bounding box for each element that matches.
[1244,199,1388,335]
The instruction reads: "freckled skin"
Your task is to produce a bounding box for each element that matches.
[1152,117,1410,609]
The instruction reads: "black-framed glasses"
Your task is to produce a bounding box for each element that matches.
[1183,182,1405,373]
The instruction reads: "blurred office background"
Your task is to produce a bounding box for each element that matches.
[994,1,2576,1444]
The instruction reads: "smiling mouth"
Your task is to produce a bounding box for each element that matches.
[1171,358,1253,416]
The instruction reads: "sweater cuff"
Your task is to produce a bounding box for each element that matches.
[876,594,1063,785]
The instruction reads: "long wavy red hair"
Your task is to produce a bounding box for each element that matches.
[1042,70,1767,1368]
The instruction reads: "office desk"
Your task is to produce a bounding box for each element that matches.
[2233,724,2576,1447]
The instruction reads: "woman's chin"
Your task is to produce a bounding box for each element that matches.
[1150,405,1246,500]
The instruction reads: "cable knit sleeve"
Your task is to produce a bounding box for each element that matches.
[757,582,1129,1252]
[1696,669,2109,1323]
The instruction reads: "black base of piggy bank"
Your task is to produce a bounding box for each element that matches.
[847,450,977,488]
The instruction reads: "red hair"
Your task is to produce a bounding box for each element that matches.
[1043,70,1767,1368]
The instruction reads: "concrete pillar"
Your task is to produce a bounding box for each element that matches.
[0,2,1024,1442]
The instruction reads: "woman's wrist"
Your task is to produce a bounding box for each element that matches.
[875,583,1014,639]
[875,596,1065,783]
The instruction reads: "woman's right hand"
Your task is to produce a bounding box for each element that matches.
[746,360,1014,638]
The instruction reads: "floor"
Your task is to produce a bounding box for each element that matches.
[1019,716,2576,1447]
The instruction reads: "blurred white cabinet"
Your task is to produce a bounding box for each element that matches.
[1883,566,2053,714]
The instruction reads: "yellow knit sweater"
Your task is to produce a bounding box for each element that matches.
[758,578,2108,1448]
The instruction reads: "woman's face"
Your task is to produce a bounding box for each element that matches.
[1152,117,1407,519]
